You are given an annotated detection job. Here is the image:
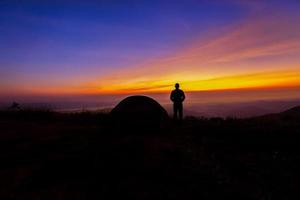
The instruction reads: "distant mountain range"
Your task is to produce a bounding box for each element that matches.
[1,99,300,119]
[281,106,300,116]
[254,105,300,122]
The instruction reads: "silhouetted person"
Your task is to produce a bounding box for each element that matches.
[170,83,185,121]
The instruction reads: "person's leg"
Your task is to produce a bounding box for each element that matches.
[173,104,178,120]
[178,103,183,121]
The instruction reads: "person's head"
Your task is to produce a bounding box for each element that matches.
[175,83,180,89]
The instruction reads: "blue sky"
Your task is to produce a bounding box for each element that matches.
[0,1,247,80]
[1,0,300,97]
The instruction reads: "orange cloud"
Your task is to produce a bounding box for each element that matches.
[88,14,300,94]
[92,69,300,94]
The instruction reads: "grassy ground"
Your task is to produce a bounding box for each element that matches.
[1,110,300,200]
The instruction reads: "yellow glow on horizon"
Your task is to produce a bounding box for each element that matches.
[89,69,300,94]
[3,69,299,97]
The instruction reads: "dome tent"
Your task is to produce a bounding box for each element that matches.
[110,95,169,132]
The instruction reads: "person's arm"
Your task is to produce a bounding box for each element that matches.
[170,91,174,102]
[181,91,185,102]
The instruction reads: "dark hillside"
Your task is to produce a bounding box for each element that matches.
[0,108,300,200]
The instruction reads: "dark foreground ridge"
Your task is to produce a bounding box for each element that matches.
[1,105,300,199]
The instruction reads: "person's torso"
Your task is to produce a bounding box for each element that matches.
[172,89,184,102]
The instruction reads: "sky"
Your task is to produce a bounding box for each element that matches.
[1,0,300,101]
